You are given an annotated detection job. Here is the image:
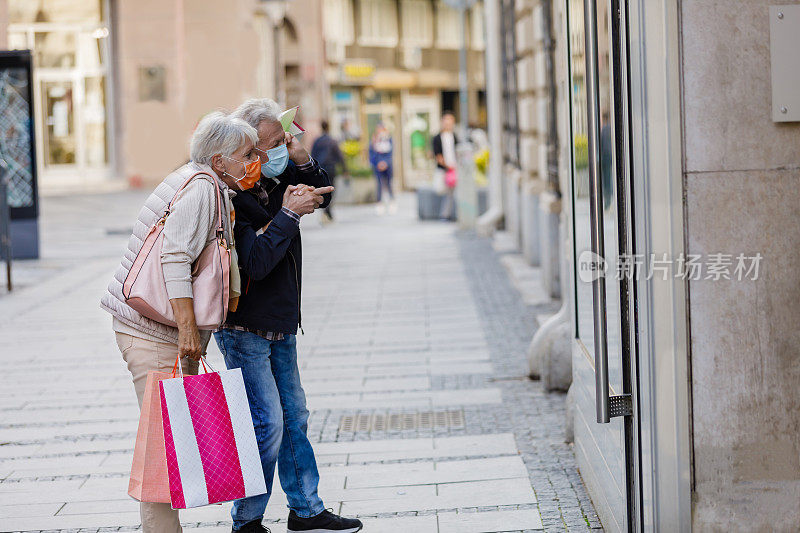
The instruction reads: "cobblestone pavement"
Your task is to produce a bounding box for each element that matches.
[0,191,601,532]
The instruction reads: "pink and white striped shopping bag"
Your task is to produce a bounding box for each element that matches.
[159,363,267,509]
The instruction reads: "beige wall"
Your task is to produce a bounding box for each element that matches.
[0,0,7,47]
[681,1,800,530]
[115,0,262,182]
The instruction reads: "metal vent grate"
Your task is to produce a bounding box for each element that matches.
[609,394,633,418]
[338,410,465,433]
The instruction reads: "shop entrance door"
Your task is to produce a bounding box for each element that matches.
[8,7,113,189]
[400,92,438,190]
[567,0,642,531]
[363,91,402,189]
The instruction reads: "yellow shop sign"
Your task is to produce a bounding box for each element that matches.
[341,61,376,83]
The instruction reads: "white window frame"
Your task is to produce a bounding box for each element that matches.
[401,0,433,48]
[324,0,355,44]
[358,0,399,47]
[470,2,485,50]
[435,1,462,49]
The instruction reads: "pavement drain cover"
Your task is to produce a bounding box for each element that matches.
[338,410,465,432]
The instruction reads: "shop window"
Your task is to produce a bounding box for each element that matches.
[435,1,463,49]
[8,0,112,174]
[358,0,399,47]
[9,0,103,24]
[567,0,593,350]
[34,31,76,68]
[324,0,355,44]
[441,90,458,119]
[401,0,433,48]
[83,76,108,167]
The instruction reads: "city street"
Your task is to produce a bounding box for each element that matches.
[0,192,601,532]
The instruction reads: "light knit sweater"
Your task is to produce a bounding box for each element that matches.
[101,161,237,344]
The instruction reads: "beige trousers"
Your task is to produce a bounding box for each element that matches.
[116,332,200,533]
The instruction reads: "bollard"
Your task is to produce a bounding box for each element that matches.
[455,142,478,230]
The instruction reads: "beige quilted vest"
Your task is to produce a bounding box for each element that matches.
[100,162,233,343]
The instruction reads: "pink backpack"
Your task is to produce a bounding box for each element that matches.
[123,172,230,330]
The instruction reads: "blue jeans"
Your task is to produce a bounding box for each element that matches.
[214,330,324,529]
[375,170,394,202]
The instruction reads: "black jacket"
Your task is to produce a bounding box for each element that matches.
[310,133,345,177]
[432,132,458,170]
[226,159,332,334]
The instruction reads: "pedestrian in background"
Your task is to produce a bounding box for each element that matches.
[311,119,346,221]
[432,111,458,220]
[369,122,396,214]
[340,117,360,141]
[100,112,260,533]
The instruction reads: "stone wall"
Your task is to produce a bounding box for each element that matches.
[513,0,547,267]
[681,1,800,530]
[508,0,561,299]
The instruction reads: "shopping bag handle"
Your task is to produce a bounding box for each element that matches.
[199,356,216,373]
[171,354,216,378]
[171,354,184,378]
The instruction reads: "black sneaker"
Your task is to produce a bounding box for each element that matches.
[288,509,363,532]
[232,519,271,533]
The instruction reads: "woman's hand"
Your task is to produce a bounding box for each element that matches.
[169,297,204,360]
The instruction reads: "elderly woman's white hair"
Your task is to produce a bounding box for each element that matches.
[232,98,282,129]
[190,111,258,166]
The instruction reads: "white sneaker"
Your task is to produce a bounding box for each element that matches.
[388,200,398,214]
[375,203,386,215]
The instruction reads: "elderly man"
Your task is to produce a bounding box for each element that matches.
[214,99,362,533]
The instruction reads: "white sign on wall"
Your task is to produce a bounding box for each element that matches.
[769,5,800,122]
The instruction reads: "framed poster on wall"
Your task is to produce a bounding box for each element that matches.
[0,50,39,258]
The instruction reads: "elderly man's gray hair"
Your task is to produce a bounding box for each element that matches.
[190,111,258,166]
[232,98,282,129]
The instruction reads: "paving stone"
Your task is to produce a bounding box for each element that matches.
[344,456,528,488]
[438,509,544,532]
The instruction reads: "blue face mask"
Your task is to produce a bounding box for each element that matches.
[260,144,289,178]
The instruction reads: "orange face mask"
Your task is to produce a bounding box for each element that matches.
[223,155,261,190]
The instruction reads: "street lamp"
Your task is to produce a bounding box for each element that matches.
[443,0,479,229]
[442,0,477,139]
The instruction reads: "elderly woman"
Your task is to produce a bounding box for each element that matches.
[100,111,260,533]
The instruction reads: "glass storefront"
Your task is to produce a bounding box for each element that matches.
[8,0,112,185]
[569,0,594,354]
[567,0,638,530]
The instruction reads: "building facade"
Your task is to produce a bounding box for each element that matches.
[0,0,327,190]
[486,0,800,530]
[321,0,486,189]
[0,0,484,192]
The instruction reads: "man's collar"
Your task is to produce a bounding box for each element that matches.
[258,176,281,188]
